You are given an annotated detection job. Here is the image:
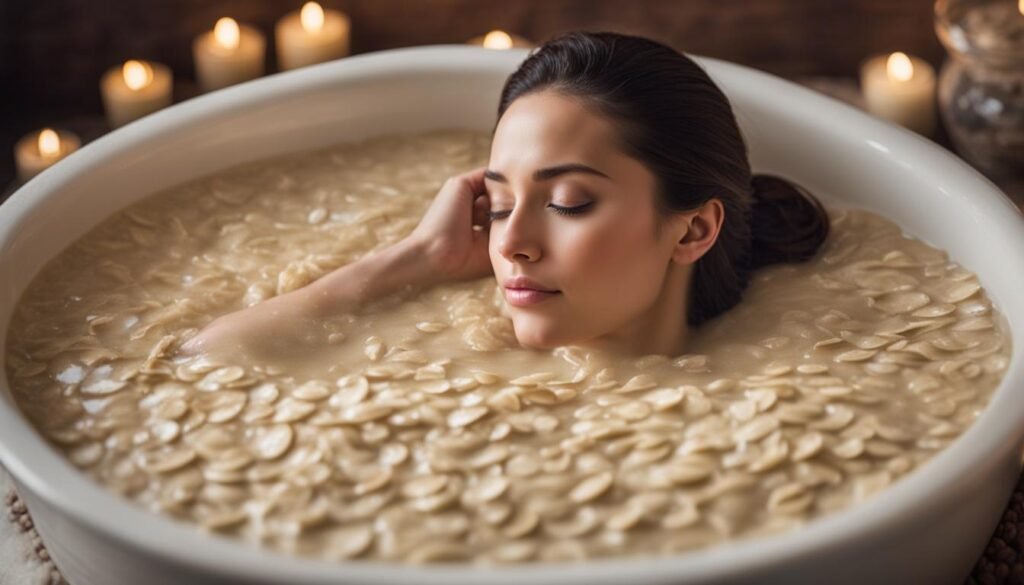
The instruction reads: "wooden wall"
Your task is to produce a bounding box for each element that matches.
[0,0,944,186]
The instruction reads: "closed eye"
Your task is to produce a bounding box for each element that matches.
[488,201,595,221]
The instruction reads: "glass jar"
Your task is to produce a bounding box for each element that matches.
[934,0,1024,178]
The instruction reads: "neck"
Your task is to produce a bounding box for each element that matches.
[583,262,692,357]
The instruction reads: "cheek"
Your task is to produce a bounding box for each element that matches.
[559,213,664,300]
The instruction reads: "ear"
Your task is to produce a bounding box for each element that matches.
[670,198,725,265]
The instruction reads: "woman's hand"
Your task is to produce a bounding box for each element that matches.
[404,167,494,283]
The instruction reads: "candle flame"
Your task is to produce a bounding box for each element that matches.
[483,30,513,50]
[214,17,241,50]
[886,52,914,82]
[301,2,325,32]
[38,129,61,158]
[122,60,154,91]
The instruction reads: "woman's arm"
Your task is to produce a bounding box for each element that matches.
[303,237,439,319]
[176,166,493,359]
[311,165,497,314]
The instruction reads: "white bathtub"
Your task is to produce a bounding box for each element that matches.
[1,45,1023,585]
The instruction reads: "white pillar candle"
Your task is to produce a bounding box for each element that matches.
[14,128,81,182]
[193,17,266,92]
[859,51,937,137]
[466,30,534,49]
[100,60,173,128]
[275,2,351,71]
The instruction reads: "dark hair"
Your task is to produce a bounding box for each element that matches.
[494,31,830,327]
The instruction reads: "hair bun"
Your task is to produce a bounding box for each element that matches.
[748,173,830,268]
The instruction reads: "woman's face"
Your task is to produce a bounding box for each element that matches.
[485,90,689,350]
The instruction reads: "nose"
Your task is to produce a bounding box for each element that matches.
[497,206,543,263]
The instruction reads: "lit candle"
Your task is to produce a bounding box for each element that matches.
[14,128,81,182]
[193,17,266,92]
[100,59,173,128]
[275,2,351,71]
[859,51,937,137]
[466,30,534,49]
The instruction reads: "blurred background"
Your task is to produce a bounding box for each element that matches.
[0,0,946,191]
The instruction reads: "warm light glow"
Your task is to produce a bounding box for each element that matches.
[886,52,914,82]
[483,30,513,50]
[300,2,325,32]
[214,17,241,50]
[1019,0,1023,16]
[122,60,154,91]
[37,129,61,158]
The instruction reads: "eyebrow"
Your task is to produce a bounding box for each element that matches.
[483,163,611,184]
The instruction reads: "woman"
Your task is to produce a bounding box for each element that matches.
[179,31,829,359]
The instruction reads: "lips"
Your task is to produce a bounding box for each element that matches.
[503,275,559,293]
[504,287,560,307]
[502,276,561,307]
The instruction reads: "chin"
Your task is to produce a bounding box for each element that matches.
[511,317,573,350]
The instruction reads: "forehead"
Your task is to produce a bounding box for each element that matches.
[489,91,624,172]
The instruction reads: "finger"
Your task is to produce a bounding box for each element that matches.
[454,166,488,199]
[437,168,482,212]
[472,193,491,227]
